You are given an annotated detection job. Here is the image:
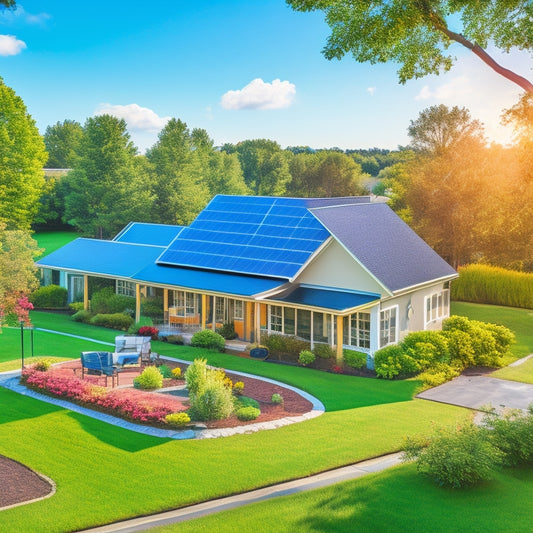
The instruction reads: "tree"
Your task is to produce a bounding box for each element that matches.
[0,77,47,230]
[63,115,153,238]
[288,1,533,93]
[0,1,16,8]
[44,120,83,168]
[0,223,41,329]
[408,104,484,155]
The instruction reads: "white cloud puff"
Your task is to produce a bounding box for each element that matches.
[0,34,26,56]
[221,78,296,110]
[93,103,170,131]
[367,86,376,96]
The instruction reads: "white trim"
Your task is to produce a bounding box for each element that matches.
[379,304,399,348]
[424,289,450,329]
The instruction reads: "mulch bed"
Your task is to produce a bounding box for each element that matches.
[0,455,54,509]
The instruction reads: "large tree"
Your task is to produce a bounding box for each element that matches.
[63,115,153,238]
[0,77,47,230]
[44,119,83,168]
[288,0,533,93]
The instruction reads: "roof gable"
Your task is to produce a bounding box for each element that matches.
[310,203,457,292]
[113,222,184,247]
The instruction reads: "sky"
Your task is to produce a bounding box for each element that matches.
[0,1,530,154]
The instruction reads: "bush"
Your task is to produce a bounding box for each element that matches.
[313,343,335,359]
[217,322,238,340]
[171,367,182,379]
[417,363,461,388]
[298,350,315,366]
[128,317,153,334]
[165,335,184,345]
[233,381,244,395]
[403,423,503,488]
[190,329,225,352]
[141,297,163,319]
[374,345,418,379]
[261,333,311,358]
[30,285,68,309]
[401,331,450,365]
[91,287,136,315]
[235,396,259,409]
[89,313,134,330]
[190,371,235,421]
[33,358,52,372]
[72,309,92,323]
[133,366,163,390]
[343,349,367,369]
[236,406,261,421]
[271,393,283,405]
[138,326,159,340]
[165,412,190,428]
[185,358,208,395]
[69,302,84,312]
[158,364,173,378]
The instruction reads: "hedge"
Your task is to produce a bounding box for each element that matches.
[30,285,68,309]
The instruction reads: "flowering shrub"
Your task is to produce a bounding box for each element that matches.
[15,295,34,326]
[233,381,244,395]
[332,365,344,374]
[138,326,159,340]
[165,412,191,427]
[171,367,182,379]
[20,367,185,425]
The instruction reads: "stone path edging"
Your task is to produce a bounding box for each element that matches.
[0,357,325,440]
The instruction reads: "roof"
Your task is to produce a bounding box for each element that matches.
[113,222,184,247]
[270,286,380,312]
[36,238,164,278]
[310,203,457,293]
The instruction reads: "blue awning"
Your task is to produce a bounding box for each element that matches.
[270,286,380,312]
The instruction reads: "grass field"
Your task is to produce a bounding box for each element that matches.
[32,230,79,258]
[492,358,533,385]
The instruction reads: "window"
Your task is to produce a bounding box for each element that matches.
[313,312,330,344]
[284,307,295,335]
[296,309,311,340]
[270,305,283,332]
[215,297,225,323]
[380,306,398,348]
[172,291,198,317]
[116,280,135,297]
[425,289,449,327]
[343,312,371,349]
[234,300,243,320]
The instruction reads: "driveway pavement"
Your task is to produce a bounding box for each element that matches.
[417,375,533,412]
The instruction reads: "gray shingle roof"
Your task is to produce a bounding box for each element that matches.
[310,203,457,293]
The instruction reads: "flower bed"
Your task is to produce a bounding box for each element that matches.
[21,367,187,426]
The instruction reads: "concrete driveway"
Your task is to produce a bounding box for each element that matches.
[417,375,533,412]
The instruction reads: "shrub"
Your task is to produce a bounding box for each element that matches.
[128,317,153,334]
[190,329,225,352]
[271,393,283,405]
[91,287,136,314]
[69,302,84,312]
[138,325,159,340]
[165,412,191,428]
[89,313,134,330]
[401,331,450,364]
[417,363,461,388]
[33,358,52,372]
[313,343,335,359]
[261,333,311,358]
[343,349,367,369]
[217,322,238,340]
[189,371,235,421]
[171,367,182,379]
[236,396,260,409]
[141,296,163,319]
[403,423,503,488]
[30,285,68,309]
[236,406,261,421]
[133,366,163,390]
[374,344,419,379]
[185,358,208,395]
[298,350,316,366]
[158,364,173,378]
[72,309,92,323]
[165,335,184,345]
[233,381,244,395]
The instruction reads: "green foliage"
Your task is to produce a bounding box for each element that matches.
[166,335,184,345]
[71,309,92,323]
[236,406,261,421]
[30,285,68,309]
[0,77,47,231]
[401,331,450,364]
[171,367,182,379]
[313,343,335,359]
[69,302,84,312]
[233,381,244,395]
[43,119,83,168]
[184,358,208,395]
[140,297,163,319]
[127,317,153,334]
[90,287,135,315]
[32,358,52,372]
[158,364,173,379]
[261,333,311,358]
[89,313,134,330]
[342,349,367,369]
[417,362,461,388]
[271,393,283,405]
[189,369,235,421]
[452,264,533,309]
[133,366,163,390]
[190,329,225,352]
[374,345,417,379]
[164,412,190,427]
[217,322,238,340]
[403,423,503,488]
[298,349,316,366]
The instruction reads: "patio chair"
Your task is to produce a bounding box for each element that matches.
[80,351,120,387]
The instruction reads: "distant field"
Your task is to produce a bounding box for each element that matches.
[33,230,79,258]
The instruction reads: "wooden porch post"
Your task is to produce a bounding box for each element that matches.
[83,275,89,311]
[254,302,261,344]
[135,284,141,323]
[336,315,344,364]
[245,301,253,342]
[201,294,207,330]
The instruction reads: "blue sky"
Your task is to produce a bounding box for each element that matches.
[0,1,529,153]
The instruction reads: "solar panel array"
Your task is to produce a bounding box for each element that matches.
[157,195,331,279]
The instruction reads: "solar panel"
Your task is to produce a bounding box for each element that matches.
[157,195,333,279]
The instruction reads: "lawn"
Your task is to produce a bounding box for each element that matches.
[32,230,79,258]
[492,358,533,385]
[159,463,533,533]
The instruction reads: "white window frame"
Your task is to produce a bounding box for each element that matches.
[234,300,244,320]
[172,290,198,318]
[269,305,283,332]
[343,311,371,349]
[424,289,450,328]
[380,305,398,348]
[116,279,136,298]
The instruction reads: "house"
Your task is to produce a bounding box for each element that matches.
[36,195,457,365]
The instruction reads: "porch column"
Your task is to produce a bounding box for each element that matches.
[368,305,380,370]
[83,275,89,311]
[163,289,169,323]
[245,301,253,341]
[212,296,216,331]
[201,294,207,330]
[135,284,141,323]
[336,315,344,363]
[254,302,260,344]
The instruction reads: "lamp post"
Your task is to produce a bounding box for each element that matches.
[20,320,25,370]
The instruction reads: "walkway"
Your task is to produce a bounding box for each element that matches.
[82,453,403,532]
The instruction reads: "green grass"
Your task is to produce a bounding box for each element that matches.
[492,357,533,385]
[32,230,79,258]
[158,463,533,533]
[0,389,467,532]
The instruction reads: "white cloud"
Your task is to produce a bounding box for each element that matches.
[415,85,432,100]
[221,78,296,110]
[0,34,26,55]
[93,103,170,131]
[367,86,376,96]
[0,6,50,25]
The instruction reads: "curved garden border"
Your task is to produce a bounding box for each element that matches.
[0,357,325,440]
